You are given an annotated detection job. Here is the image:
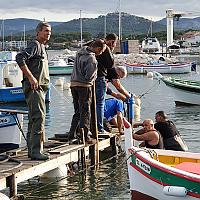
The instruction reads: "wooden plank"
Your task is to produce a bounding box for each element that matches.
[15,151,79,183]
[98,138,110,151]
[0,176,6,190]
[49,144,84,154]
[98,134,111,139]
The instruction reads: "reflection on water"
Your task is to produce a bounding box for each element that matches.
[1,72,200,199]
[18,155,130,200]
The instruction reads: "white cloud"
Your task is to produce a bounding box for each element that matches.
[0,0,200,22]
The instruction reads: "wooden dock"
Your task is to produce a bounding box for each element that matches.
[0,130,121,199]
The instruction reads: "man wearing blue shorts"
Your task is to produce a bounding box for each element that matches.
[104,98,124,135]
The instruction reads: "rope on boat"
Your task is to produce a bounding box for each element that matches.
[51,84,71,103]
[11,113,27,143]
[138,79,161,99]
[0,154,23,173]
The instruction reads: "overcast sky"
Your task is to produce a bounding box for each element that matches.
[1,0,200,22]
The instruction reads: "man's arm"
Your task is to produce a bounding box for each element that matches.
[20,65,38,90]
[133,131,155,141]
[116,111,123,134]
[111,79,130,98]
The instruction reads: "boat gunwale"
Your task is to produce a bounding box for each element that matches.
[128,148,200,198]
[128,148,200,182]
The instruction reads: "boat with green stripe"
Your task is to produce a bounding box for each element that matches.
[154,71,200,105]
[124,120,200,200]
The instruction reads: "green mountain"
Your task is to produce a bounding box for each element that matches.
[52,12,166,36]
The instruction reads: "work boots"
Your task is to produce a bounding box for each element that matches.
[31,134,49,160]
[26,131,32,158]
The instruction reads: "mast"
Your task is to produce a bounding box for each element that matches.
[104,14,107,38]
[2,19,4,51]
[118,0,122,40]
[23,24,26,48]
[80,10,83,47]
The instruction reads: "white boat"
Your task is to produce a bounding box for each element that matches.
[49,63,74,75]
[126,62,192,74]
[0,51,50,103]
[124,120,200,200]
[0,109,24,153]
[154,72,200,105]
[48,58,68,67]
[48,57,74,75]
[142,37,161,53]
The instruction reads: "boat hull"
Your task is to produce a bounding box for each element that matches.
[0,87,50,103]
[162,78,200,105]
[49,65,73,75]
[0,113,23,153]
[127,148,200,200]
[126,63,191,74]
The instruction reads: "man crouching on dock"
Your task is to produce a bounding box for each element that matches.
[16,21,51,160]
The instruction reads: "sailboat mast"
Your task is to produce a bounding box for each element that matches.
[80,10,83,47]
[23,24,26,49]
[104,14,107,38]
[118,0,121,40]
[2,19,4,51]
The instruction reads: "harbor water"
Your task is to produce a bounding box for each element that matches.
[3,62,200,199]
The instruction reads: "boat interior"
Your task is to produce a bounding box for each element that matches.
[153,149,200,175]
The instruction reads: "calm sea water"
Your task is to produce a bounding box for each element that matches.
[5,52,200,199]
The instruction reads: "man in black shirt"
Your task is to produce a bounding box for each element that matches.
[154,111,188,151]
[95,33,118,134]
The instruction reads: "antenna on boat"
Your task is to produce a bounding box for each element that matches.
[80,10,83,47]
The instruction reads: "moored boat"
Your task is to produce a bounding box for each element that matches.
[124,120,200,200]
[126,62,192,74]
[49,63,74,75]
[0,51,50,103]
[48,57,74,75]
[154,72,200,105]
[0,110,24,153]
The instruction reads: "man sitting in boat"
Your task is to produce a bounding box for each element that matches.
[133,119,164,149]
[154,111,188,151]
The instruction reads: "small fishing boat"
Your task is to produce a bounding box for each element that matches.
[154,72,200,105]
[124,120,200,200]
[0,51,50,103]
[49,63,74,75]
[0,109,24,153]
[126,62,192,74]
[49,57,74,75]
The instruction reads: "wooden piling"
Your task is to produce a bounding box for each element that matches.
[90,84,99,168]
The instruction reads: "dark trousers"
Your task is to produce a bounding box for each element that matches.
[69,86,92,139]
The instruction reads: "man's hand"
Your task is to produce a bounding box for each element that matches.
[29,76,38,90]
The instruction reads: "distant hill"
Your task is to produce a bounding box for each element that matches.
[0,18,62,36]
[51,12,166,36]
[1,13,200,37]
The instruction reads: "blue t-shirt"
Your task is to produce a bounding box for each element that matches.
[104,98,124,120]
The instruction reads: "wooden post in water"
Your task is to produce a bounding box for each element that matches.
[7,174,17,198]
[80,128,86,170]
[90,84,99,168]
